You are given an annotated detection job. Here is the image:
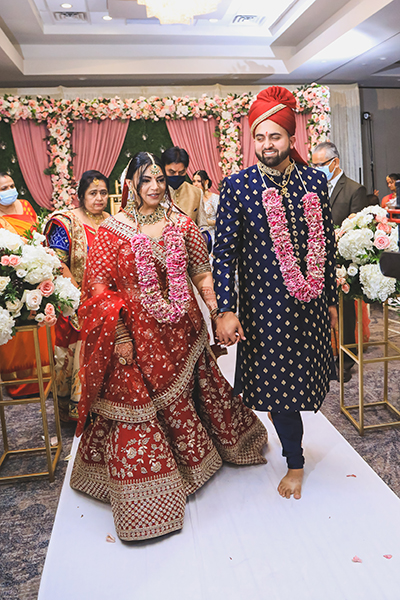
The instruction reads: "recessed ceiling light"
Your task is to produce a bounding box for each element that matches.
[61,3,72,7]
[78,76,87,80]
[209,18,218,23]
[380,57,386,60]
[103,15,113,21]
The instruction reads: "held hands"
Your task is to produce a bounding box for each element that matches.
[215,311,246,347]
[114,341,134,365]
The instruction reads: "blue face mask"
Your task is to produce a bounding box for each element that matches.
[167,175,186,190]
[315,160,334,182]
[0,187,18,206]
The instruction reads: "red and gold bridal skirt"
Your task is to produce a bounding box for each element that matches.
[70,344,268,541]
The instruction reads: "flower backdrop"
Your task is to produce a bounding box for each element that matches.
[0,84,330,210]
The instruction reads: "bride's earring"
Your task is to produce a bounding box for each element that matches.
[126,187,136,214]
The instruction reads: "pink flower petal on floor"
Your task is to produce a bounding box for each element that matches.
[383,555,392,559]
[347,474,357,478]
[352,556,362,563]
[106,534,116,543]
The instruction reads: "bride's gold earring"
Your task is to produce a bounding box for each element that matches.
[126,188,136,214]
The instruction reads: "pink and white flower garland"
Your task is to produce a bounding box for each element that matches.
[131,224,190,323]
[262,187,326,302]
[0,86,330,209]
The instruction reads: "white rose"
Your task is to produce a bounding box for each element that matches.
[35,313,46,323]
[5,298,24,317]
[0,307,15,346]
[347,264,358,277]
[24,289,43,311]
[359,264,396,302]
[336,266,347,278]
[0,229,22,252]
[16,269,27,278]
[0,276,11,294]
[32,231,46,245]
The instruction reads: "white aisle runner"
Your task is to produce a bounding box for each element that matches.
[39,349,400,600]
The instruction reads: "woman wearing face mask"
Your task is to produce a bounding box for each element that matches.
[192,169,219,251]
[0,172,37,235]
[70,152,267,542]
[44,170,109,422]
[0,172,55,398]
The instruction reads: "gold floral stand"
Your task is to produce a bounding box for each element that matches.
[339,293,400,435]
[0,324,62,482]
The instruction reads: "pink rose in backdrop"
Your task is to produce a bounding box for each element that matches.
[377,222,392,234]
[44,314,57,327]
[44,303,55,316]
[374,235,391,250]
[9,255,22,267]
[39,279,55,297]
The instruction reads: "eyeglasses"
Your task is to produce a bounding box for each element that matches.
[312,157,335,168]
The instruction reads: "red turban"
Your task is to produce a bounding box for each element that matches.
[248,86,307,165]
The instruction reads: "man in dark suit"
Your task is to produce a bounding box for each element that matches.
[312,141,369,380]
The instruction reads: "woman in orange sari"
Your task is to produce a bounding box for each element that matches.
[0,172,54,397]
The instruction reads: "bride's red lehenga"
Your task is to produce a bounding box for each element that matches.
[70,213,268,541]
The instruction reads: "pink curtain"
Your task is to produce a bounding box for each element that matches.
[241,116,257,168]
[71,119,129,181]
[11,120,53,209]
[166,118,223,193]
[294,112,310,163]
[240,113,310,168]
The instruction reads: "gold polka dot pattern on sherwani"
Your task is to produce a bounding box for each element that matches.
[213,163,338,412]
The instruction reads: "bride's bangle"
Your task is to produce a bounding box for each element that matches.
[210,307,220,321]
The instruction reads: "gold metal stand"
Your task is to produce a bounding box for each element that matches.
[0,325,62,482]
[339,294,400,435]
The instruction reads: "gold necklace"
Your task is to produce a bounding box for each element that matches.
[83,208,105,225]
[258,160,294,198]
[124,202,165,226]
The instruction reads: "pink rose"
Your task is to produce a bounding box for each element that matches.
[44,314,57,327]
[337,277,346,286]
[374,235,390,250]
[342,283,350,294]
[377,222,391,234]
[39,279,55,297]
[375,214,387,223]
[44,303,55,316]
[1,256,10,266]
[9,254,22,267]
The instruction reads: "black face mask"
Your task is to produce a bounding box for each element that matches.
[167,175,186,190]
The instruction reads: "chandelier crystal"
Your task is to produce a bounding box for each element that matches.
[137,0,219,25]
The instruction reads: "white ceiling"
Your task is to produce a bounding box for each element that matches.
[0,0,399,90]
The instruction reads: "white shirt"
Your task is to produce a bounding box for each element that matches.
[328,168,343,197]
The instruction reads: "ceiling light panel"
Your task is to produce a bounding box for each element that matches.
[228,0,295,29]
[44,0,87,9]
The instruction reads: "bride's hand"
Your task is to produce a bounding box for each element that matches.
[114,341,134,365]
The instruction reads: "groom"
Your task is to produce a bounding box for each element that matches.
[213,86,338,499]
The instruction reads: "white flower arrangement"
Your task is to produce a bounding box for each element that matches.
[0,227,81,345]
[336,206,400,303]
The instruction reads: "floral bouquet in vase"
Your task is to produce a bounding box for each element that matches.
[335,205,400,302]
[0,228,80,346]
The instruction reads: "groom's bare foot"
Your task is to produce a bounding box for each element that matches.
[278,468,303,499]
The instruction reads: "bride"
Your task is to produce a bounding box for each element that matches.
[70,152,268,541]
